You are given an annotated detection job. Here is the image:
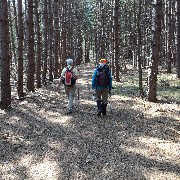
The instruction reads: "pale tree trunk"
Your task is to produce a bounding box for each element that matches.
[148,0,162,102]
[0,0,11,109]
[8,1,17,75]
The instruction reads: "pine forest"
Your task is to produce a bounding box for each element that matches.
[0,0,180,179]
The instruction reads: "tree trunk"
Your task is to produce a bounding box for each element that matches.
[27,0,35,92]
[0,0,11,109]
[42,0,48,85]
[85,37,90,63]
[137,0,144,96]
[177,0,180,78]
[114,0,120,82]
[61,0,67,66]
[148,0,162,102]
[34,0,42,88]
[167,0,173,73]
[53,0,60,78]
[48,0,53,82]
[8,1,18,76]
[133,0,137,68]
[17,0,25,98]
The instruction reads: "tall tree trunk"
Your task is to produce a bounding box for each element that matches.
[42,0,48,85]
[137,0,144,96]
[167,0,173,73]
[133,0,137,67]
[75,3,83,66]
[48,0,53,82]
[61,0,67,66]
[27,0,35,92]
[0,0,11,109]
[8,1,18,76]
[85,37,90,63]
[177,0,180,78]
[34,0,42,88]
[17,0,25,98]
[53,0,60,78]
[110,0,115,76]
[114,0,120,82]
[148,0,162,102]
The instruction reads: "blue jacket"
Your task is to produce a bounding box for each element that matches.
[92,64,112,90]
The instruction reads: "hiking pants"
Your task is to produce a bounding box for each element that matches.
[64,85,76,109]
[95,88,108,104]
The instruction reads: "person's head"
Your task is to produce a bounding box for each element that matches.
[99,58,107,64]
[66,58,73,66]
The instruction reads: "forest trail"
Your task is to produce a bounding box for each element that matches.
[0,63,180,180]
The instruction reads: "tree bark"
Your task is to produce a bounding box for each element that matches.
[177,0,180,78]
[34,0,42,88]
[167,0,173,73]
[148,0,162,102]
[137,0,144,96]
[17,0,25,98]
[42,0,48,85]
[53,0,60,78]
[114,0,120,82]
[27,0,35,92]
[0,0,11,109]
[48,0,53,82]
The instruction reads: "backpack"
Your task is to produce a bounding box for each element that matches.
[96,65,110,86]
[62,67,76,86]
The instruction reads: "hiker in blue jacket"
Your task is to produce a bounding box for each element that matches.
[92,59,112,116]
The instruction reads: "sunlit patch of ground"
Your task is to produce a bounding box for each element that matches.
[0,63,180,180]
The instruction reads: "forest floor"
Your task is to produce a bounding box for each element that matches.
[0,63,180,180]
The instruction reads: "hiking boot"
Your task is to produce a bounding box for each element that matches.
[67,108,72,114]
[102,103,107,116]
[97,100,102,116]
[97,110,102,116]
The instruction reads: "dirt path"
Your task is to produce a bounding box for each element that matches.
[0,63,180,180]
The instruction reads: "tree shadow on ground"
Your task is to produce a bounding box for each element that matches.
[0,63,179,179]
[0,93,179,179]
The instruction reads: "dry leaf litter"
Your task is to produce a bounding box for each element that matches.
[0,63,180,180]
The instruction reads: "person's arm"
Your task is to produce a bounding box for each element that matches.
[109,71,112,94]
[56,77,62,90]
[73,68,78,80]
[56,68,65,90]
[92,69,97,90]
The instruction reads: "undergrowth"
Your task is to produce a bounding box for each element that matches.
[113,69,180,104]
